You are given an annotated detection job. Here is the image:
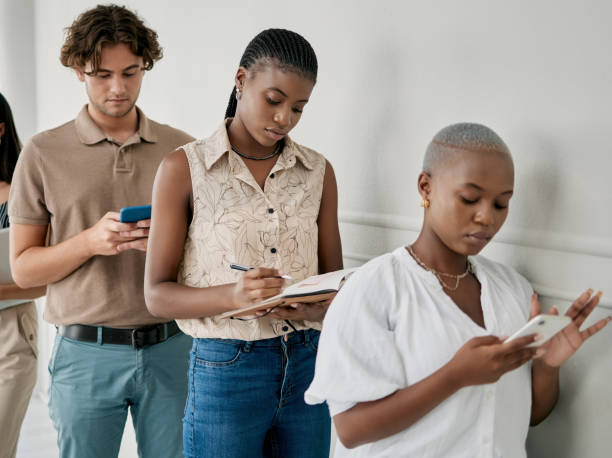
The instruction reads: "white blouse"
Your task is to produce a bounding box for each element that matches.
[305,247,534,458]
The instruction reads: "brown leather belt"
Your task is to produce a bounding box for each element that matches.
[57,321,181,349]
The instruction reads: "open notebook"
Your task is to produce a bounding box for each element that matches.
[220,268,357,319]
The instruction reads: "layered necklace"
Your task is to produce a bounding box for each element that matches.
[231,140,284,161]
[407,245,473,291]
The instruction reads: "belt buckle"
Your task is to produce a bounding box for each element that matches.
[131,328,145,349]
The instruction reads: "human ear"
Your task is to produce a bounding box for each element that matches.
[75,68,86,82]
[234,67,248,92]
[417,172,432,199]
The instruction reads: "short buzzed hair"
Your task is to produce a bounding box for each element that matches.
[423,123,511,174]
[60,4,162,74]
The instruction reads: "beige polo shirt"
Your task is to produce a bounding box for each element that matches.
[8,106,193,328]
[177,120,327,340]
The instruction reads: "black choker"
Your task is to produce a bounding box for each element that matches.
[230,141,283,161]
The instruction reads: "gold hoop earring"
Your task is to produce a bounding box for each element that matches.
[420,198,430,209]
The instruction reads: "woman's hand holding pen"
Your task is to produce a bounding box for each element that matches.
[231,267,286,309]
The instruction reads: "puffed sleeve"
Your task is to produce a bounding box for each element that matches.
[305,254,407,416]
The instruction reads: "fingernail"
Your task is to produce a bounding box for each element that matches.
[534,333,543,341]
[535,348,547,358]
[597,291,603,298]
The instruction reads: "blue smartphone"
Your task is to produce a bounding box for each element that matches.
[119,205,152,223]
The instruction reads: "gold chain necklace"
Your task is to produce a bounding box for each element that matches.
[407,245,472,291]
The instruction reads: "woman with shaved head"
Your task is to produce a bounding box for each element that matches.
[305,123,610,457]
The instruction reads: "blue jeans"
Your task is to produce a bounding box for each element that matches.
[183,329,330,458]
[48,331,192,458]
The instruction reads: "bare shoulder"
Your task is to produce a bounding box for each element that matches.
[324,159,336,177]
[159,148,190,178]
[155,148,192,199]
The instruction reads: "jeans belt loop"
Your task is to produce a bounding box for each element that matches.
[242,341,253,353]
[131,328,144,349]
[162,323,168,341]
[304,329,310,346]
[97,327,103,345]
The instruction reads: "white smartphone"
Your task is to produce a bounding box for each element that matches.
[505,314,571,347]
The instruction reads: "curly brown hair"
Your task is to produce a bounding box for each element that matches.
[60,4,162,74]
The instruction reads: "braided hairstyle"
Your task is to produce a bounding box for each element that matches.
[224,29,318,119]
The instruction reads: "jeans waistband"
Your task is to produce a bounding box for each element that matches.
[197,328,319,349]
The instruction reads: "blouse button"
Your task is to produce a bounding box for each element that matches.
[269,173,275,179]
[268,208,274,214]
[270,248,277,254]
[282,326,289,332]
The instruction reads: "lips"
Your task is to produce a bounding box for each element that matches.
[465,232,492,247]
[265,128,287,141]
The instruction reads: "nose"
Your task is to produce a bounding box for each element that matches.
[109,74,126,95]
[273,106,292,128]
[474,203,494,227]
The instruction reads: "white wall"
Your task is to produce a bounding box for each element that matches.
[5,0,612,456]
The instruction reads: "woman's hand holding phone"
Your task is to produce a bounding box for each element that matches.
[446,334,539,388]
[530,290,610,368]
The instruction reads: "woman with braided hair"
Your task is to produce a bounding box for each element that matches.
[145,29,342,457]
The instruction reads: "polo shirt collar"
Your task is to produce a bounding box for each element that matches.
[204,118,314,171]
[75,105,157,145]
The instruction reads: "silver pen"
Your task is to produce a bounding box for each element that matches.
[230,263,292,280]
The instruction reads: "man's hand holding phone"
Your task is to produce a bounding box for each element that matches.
[84,211,150,255]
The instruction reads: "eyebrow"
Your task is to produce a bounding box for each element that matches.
[96,64,142,73]
[268,87,309,103]
[462,183,513,195]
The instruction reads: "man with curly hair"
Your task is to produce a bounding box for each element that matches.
[8,5,193,457]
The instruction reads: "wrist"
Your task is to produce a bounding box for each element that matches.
[78,228,96,258]
[533,357,561,375]
[229,283,243,309]
[439,361,466,393]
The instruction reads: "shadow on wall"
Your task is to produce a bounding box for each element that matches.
[506,133,561,271]
[338,34,414,249]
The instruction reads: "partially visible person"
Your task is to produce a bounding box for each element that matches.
[8,6,193,458]
[305,123,610,457]
[145,28,342,457]
[0,92,46,458]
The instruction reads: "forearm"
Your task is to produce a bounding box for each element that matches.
[145,281,238,319]
[12,230,92,287]
[530,359,560,425]
[0,283,46,300]
[334,364,461,449]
